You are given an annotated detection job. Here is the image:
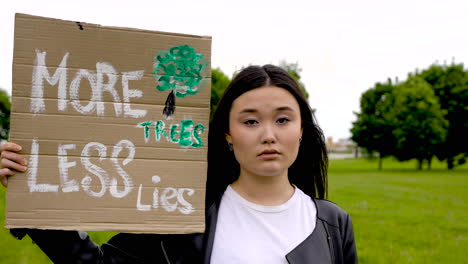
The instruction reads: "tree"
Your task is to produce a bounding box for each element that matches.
[351,79,396,170]
[0,88,11,141]
[351,76,448,170]
[210,68,231,120]
[419,63,468,169]
[384,75,448,170]
[153,45,208,120]
[279,61,309,100]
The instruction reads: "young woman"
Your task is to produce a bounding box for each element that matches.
[0,64,357,263]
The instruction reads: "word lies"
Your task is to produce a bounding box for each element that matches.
[136,175,194,214]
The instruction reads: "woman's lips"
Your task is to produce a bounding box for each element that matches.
[258,150,280,159]
[259,153,280,159]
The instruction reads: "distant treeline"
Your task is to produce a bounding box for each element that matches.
[351,63,468,170]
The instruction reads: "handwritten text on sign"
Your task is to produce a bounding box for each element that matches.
[28,49,205,214]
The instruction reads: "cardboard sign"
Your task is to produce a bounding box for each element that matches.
[5,13,211,233]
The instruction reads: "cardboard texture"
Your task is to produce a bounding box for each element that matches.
[6,13,211,233]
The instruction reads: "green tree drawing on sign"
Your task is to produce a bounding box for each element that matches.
[153,45,208,120]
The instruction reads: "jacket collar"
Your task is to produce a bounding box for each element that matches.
[202,191,333,264]
[286,197,333,263]
[202,200,221,264]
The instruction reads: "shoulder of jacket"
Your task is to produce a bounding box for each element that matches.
[313,198,350,228]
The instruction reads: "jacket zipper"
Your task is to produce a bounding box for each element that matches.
[160,241,171,264]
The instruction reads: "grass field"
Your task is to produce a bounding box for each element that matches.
[328,158,467,263]
[0,157,466,263]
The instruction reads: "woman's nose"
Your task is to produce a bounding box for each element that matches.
[261,124,276,144]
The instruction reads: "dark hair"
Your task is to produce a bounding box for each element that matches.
[207,64,328,207]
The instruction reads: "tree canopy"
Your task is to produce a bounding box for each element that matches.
[352,62,467,170]
[279,61,309,100]
[419,63,468,168]
[387,75,448,169]
[351,79,396,169]
[0,88,11,141]
[210,68,231,120]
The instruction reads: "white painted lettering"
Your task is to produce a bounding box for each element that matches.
[177,188,195,214]
[152,176,161,209]
[70,69,98,115]
[96,62,121,116]
[31,51,149,118]
[136,184,151,211]
[109,140,134,198]
[122,71,147,118]
[161,187,178,212]
[58,144,79,192]
[80,142,108,197]
[31,50,69,113]
[27,138,59,192]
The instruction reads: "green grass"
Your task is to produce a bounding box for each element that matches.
[0,157,466,263]
[328,157,467,263]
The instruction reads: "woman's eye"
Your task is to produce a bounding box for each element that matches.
[277,117,290,124]
[244,120,258,126]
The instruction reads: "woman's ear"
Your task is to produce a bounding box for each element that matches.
[225,133,232,144]
[225,134,233,151]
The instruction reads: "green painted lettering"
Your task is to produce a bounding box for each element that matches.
[137,119,204,148]
[170,124,180,143]
[138,121,153,140]
[191,123,205,148]
[155,120,168,141]
[179,120,194,147]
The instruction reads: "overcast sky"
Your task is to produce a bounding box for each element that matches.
[1,0,467,140]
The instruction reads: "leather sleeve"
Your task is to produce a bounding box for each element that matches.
[26,229,102,264]
[11,229,153,263]
[104,233,203,263]
[341,214,358,264]
[11,229,202,264]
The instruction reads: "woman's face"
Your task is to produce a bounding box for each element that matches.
[227,86,302,179]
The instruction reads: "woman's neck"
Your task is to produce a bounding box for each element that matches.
[231,171,295,206]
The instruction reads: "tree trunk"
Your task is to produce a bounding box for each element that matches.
[163,90,176,120]
[447,157,454,170]
[378,153,383,171]
[417,159,423,170]
[427,158,432,171]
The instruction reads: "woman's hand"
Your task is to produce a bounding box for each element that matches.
[0,142,27,187]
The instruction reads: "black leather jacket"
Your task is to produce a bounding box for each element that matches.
[11,196,357,263]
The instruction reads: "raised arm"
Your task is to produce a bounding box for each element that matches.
[2,142,102,263]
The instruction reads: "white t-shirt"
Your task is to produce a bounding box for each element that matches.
[210,185,317,264]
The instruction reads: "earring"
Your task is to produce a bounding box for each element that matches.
[228,142,233,151]
[299,137,302,143]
